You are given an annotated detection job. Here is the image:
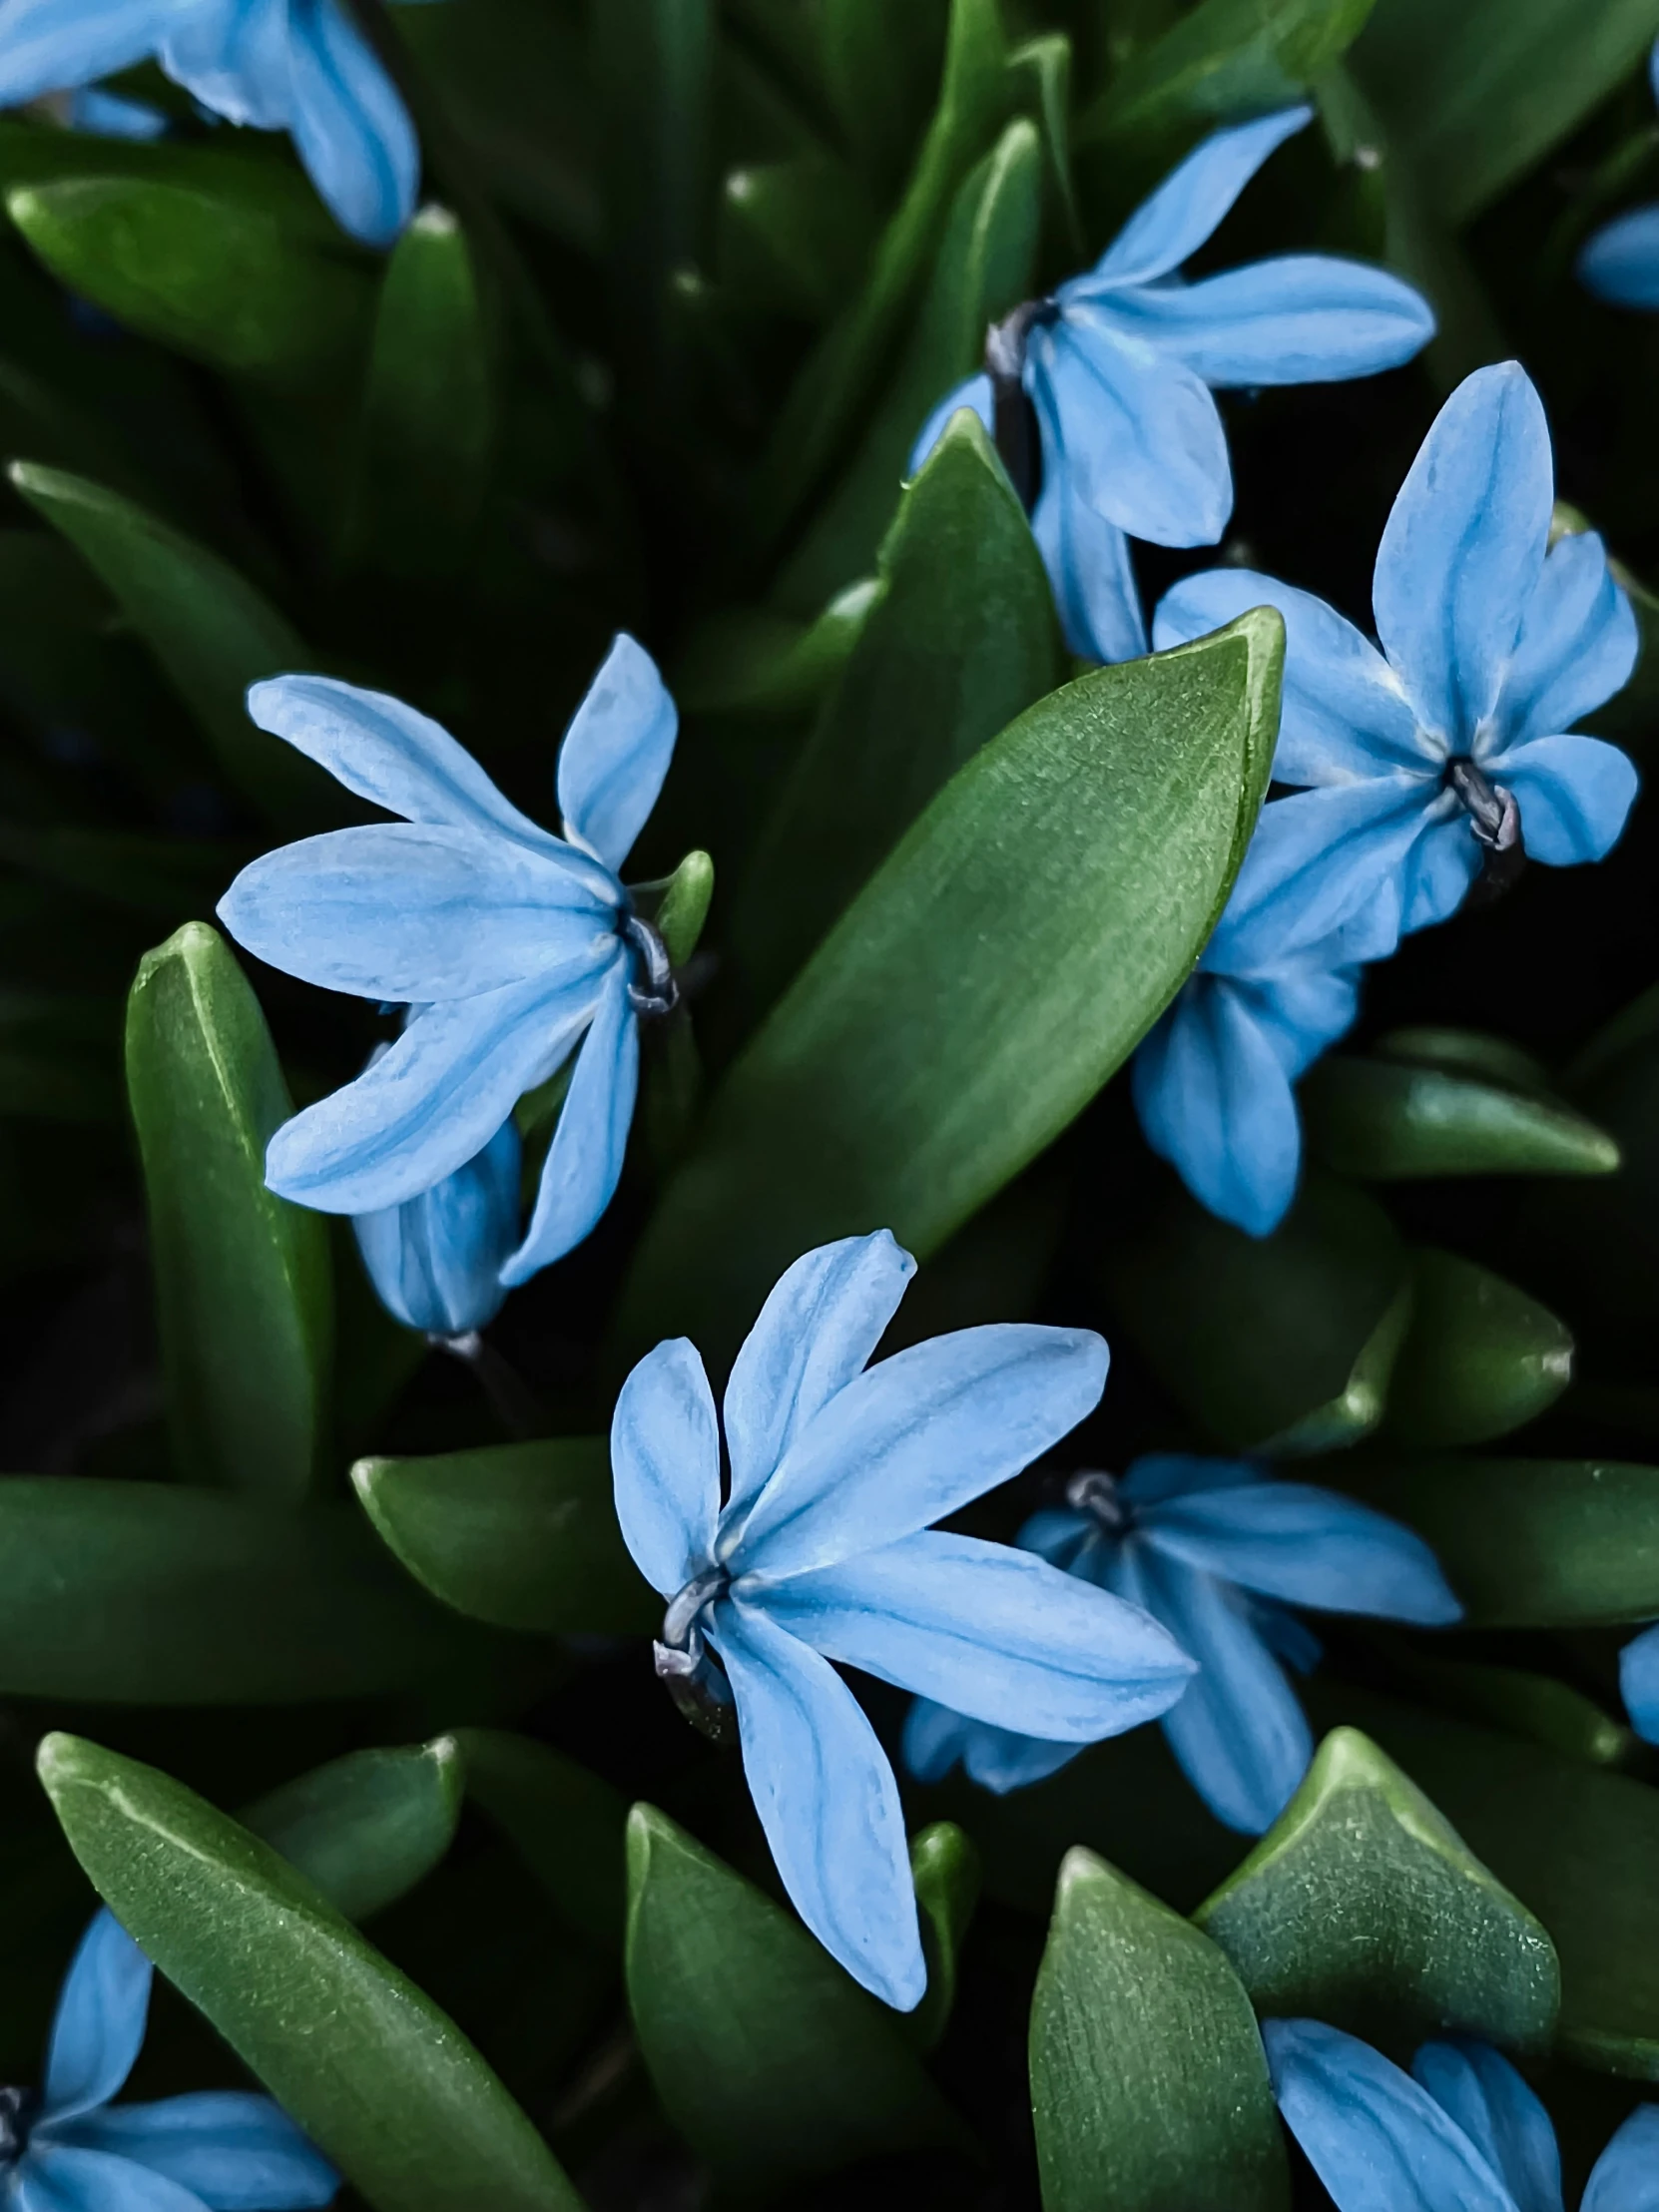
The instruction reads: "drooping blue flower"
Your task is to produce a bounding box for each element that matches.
[1619,1621,1659,1747]
[0,1907,337,2210]
[1578,42,1659,309]
[0,0,417,245]
[1265,2016,1659,2212]
[904,1455,1459,1835]
[352,1092,520,1338]
[611,1230,1195,2006]
[220,634,680,1290]
[909,105,1434,662]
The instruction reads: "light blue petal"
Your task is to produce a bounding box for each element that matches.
[1578,206,1659,309]
[1029,382,1148,663]
[42,1911,150,2124]
[759,1529,1193,1741]
[1620,1622,1659,1746]
[1494,531,1638,746]
[721,1324,1108,1579]
[1107,1542,1311,1834]
[1076,106,1313,291]
[158,0,288,128]
[555,634,678,874]
[610,1337,721,1598]
[1488,734,1638,866]
[266,964,610,1213]
[218,825,618,1002]
[1250,1594,1323,1675]
[0,0,175,106]
[1033,309,1232,547]
[71,83,172,136]
[720,1231,916,1531]
[1138,1480,1463,1624]
[500,963,638,1285]
[281,0,416,246]
[1208,777,1430,969]
[1263,2018,1520,2212]
[1120,1455,1263,1508]
[1246,953,1366,1079]
[1372,362,1553,747]
[1396,815,1484,936]
[352,1112,518,1336]
[17,2145,212,2212]
[1153,567,1424,785]
[1583,2104,1659,2212]
[1410,2042,1562,2212]
[900,1698,1084,1795]
[905,374,992,477]
[57,2093,337,2209]
[1012,1502,1098,1568]
[709,1596,924,2009]
[1105,256,1433,388]
[1131,975,1307,1239]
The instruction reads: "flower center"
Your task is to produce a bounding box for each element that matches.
[655,1568,735,1745]
[1443,756,1527,903]
[622,911,678,1019]
[1065,1468,1130,1534]
[983,297,1059,514]
[0,2086,37,2169]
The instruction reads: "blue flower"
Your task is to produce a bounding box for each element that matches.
[1265,2016,1659,2212]
[610,1230,1195,2006]
[1578,42,1659,309]
[351,1090,519,1338]
[903,1455,1459,1835]
[0,1907,336,2209]
[0,0,417,245]
[910,105,1434,662]
[69,83,170,138]
[1155,363,1640,950]
[1620,1622,1659,1746]
[219,634,680,1289]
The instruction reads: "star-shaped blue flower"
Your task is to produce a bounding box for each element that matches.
[1266,2017,1659,2212]
[910,104,1434,662]
[0,1907,336,2210]
[0,0,417,245]
[1578,42,1659,310]
[1620,1622,1659,1749]
[611,1230,1195,2007]
[220,634,681,1290]
[903,1455,1459,1835]
[351,1099,520,1338]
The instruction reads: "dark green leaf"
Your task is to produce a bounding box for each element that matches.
[352,1437,657,1635]
[1193,1727,1559,2056]
[454,1728,628,1951]
[1010,33,1083,252]
[675,580,879,716]
[819,0,950,194]
[247,1740,464,1923]
[907,1821,980,2053]
[654,847,716,968]
[1031,1848,1289,2212]
[39,1733,585,2212]
[1379,1653,1634,1769]
[127,922,329,1502]
[618,609,1281,1361]
[1381,1247,1574,1447]
[717,154,877,322]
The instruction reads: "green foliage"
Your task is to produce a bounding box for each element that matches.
[1381,1248,1574,1447]
[246,1739,465,1923]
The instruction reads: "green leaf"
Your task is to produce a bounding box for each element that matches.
[739,410,1060,1011]
[6,177,374,381]
[1031,1848,1289,2212]
[654,847,716,969]
[1381,1247,1574,1447]
[0,1478,487,1701]
[1104,1173,1411,1454]
[717,154,877,322]
[1010,33,1083,252]
[1351,0,1659,225]
[1381,1655,1634,1770]
[1193,1727,1559,2056]
[618,609,1281,1361]
[352,1438,656,1635]
[624,1803,963,2194]
[127,922,329,1502]
[774,113,1044,612]
[39,1733,584,2212]
[819,0,951,194]
[675,579,880,716]
[247,1740,464,1924]
[452,1729,627,1951]
[907,1821,980,2053]
[12,464,332,826]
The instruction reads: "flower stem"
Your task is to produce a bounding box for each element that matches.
[432,1331,546,1438]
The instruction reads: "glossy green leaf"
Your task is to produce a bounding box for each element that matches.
[39,1734,584,2211]
[717,154,876,322]
[1302,1039,1620,1180]
[907,1821,980,2053]
[127,922,329,1501]
[654,847,716,969]
[624,1803,962,2194]
[1382,1247,1574,1447]
[740,410,1059,1010]
[453,1729,627,1951]
[7,177,373,380]
[819,0,950,194]
[352,1438,656,1635]
[618,609,1281,1361]
[1105,1173,1411,1454]
[1194,1728,1559,2055]
[1011,33,1083,251]
[1031,1848,1289,2212]
[675,579,880,716]
[0,120,343,236]
[1381,1654,1634,1769]
[247,1740,464,1924]
[12,465,331,826]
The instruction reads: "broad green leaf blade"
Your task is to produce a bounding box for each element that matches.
[1031,1848,1289,2212]
[127,922,329,1501]
[739,410,1060,1012]
[624,1804,963,2194]
[247,1740,464,1923]
[1194,1728,1559,2056]
[0,1478,486,1701]
[618,609,1282,1361]
[907,1821,981,2053]
[6,177,374,379]
[1384,1656,1634,1770]
[351,1438,656,1634]
[1011,33,1083,252]
[675,579,880,716]
[12,465,331,826]
[717,154,876,323]
[1104,1174,1411,1454]
[1302,1047,1620,1179]
[39,1734,584,2212]
[1381,1248,1573,1447]
[453,1728,627,1951]
[819,0,951,194]
[654,847,716,969]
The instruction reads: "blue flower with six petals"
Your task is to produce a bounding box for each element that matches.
[1577,41,1659,311]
